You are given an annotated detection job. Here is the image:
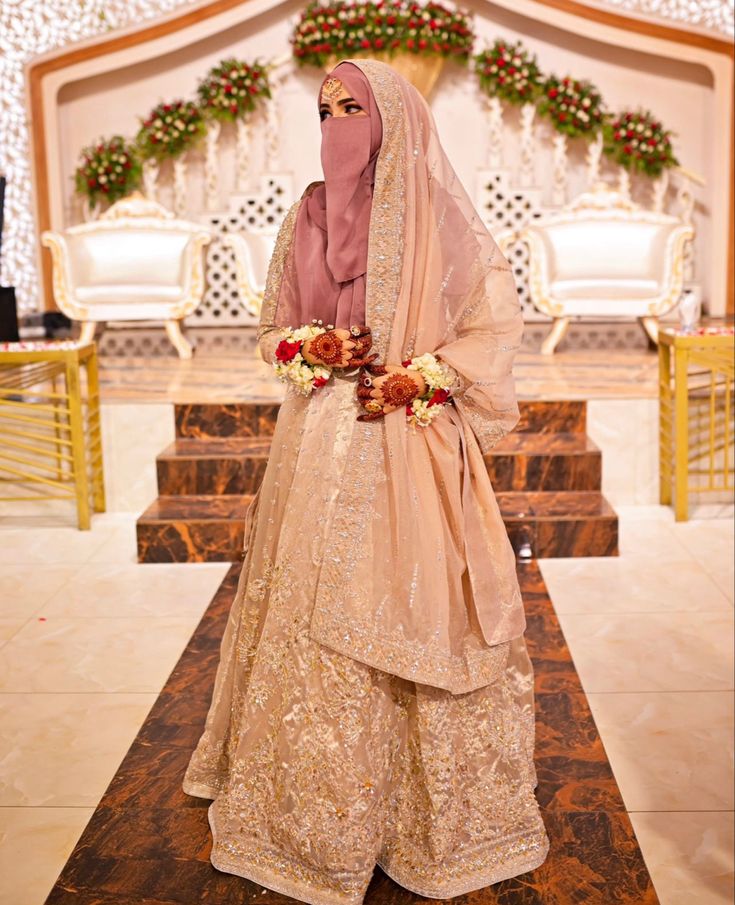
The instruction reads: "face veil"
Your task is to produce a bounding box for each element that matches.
[259,58,526,693]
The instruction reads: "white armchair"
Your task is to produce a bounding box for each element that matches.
[222,229,278,318]
[41,193,212,358]
[498,183,694,354]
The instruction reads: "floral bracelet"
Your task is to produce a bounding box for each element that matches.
[401,352,455,427]
[273,320,334,395]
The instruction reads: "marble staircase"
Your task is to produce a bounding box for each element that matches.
[136,399,618,562]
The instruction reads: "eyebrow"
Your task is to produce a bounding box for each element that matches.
[319,96,359,109]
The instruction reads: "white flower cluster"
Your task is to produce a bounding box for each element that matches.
[405,351,455,390]
[272,324,333,396]
[404,352,456,427]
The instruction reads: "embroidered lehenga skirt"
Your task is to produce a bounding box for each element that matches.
[182,373,550,904]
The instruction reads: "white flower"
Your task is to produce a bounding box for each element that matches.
[98,175,107,184]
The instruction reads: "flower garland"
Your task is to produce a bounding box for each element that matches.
[401,351,455,426]
[272,323,334,395]
[74,136,141,206]
[537,75,606,139]
[602,109,679,178]
[197,58,271,123]
[291,0,475,67]
[474,38,543,106]
[136,99,207,161]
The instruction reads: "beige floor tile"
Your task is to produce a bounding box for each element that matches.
[0,692,156,806]
[557,611,734,692]
[670,519,734,604]
[587,691,734,812]
[0,564,80,621]
[0,619,27,645]
[0,806,94,905]
[630,811,734,905]
[539,554,731,614]
[0,524,110,564]
[39,561,229,620]
[0,615,198,692]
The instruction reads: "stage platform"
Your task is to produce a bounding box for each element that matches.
[93,329,660,405]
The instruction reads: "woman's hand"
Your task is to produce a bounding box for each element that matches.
[302,326,377,369]
[356,362,427,421]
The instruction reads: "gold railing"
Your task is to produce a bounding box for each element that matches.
[659,326,734,520]
[0,340,105,529]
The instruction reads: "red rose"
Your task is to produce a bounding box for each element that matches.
[427,388,450,407]
[405,403,414,414]
[418,38,427,50]
[375,37,384,48]
[361,38,371,48]
[548,87,558,98]
[312,376,329,388]
[406,38,415,49]
[275,339,302,362]
[402,358,412,367]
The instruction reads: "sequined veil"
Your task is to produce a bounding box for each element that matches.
[182,59,550,904]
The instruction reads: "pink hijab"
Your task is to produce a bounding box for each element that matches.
[292,61,383,329]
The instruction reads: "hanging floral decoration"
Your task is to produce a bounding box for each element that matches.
[74,136,142,205]
[602,109,679,178]
[197,59,271,123]
[291,0,474,67]
[474,38,544,105]
[537,75,606,139]
[136,99,207,160]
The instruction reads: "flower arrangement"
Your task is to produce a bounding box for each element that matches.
[602,109,679,178]
[401,351,455,426]
[136,100,207,161]
[537,75,606,139]
[474,38,543,105]
[74,136,141,206]
[273,323,334,394]
[197,58,271,123]
[291,0,475,67]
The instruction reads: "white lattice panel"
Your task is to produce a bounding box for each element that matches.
[190,173,293,326]
[477,169,549,321]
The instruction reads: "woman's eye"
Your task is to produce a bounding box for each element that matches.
[319,109,331,121]
[345,104,362,115]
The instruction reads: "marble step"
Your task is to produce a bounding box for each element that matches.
[173,399,588,439]
[136,490,618,562]
[155,432,602,495]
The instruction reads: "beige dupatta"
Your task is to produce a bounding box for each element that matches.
[257,59,526,694]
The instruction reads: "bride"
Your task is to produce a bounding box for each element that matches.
[182,58,550,904]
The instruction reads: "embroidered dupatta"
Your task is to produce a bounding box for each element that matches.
[257,59,526,694]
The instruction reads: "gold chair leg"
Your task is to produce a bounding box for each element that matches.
[65,356,91,529]
[85,350,106,513]
[673,347,689,521]
[164,319,193,359]
[540,317,570,355]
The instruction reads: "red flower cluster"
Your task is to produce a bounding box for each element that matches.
[74,135,142,206]
[602,109,678,177]
[291,0,474,67]
[474,38,543,106]
[275,339,303,362]
[197,58,271,123]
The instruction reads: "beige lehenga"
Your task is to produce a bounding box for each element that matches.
[182,58,550,905]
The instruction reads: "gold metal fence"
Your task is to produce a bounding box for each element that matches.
[0,340,105,529]
[659,326,734,521]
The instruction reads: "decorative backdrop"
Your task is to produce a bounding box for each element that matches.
[1,0,733,315]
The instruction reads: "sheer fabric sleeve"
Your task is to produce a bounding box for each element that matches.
[257,199,302,365]
[433,262,524,453]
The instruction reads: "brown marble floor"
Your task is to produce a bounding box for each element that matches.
[42,559,659,905]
